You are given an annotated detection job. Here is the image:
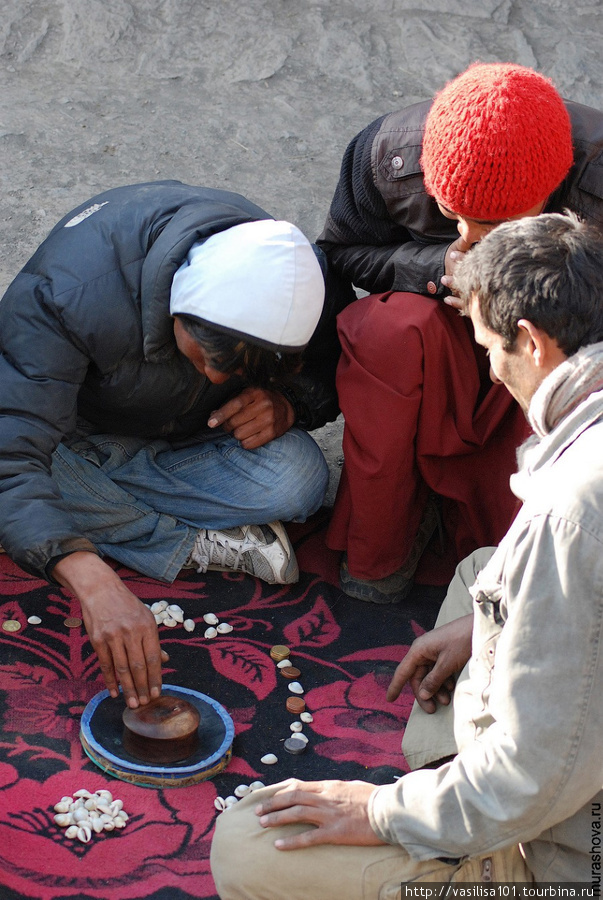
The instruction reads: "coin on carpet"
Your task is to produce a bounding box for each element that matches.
[284,737,307,755]
[270,645,290,662]
[280,666,301,680]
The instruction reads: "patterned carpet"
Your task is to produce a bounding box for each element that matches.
[0,512,445,900]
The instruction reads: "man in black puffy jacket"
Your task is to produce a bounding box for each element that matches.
[0,180,350,709]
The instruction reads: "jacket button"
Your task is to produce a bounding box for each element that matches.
[391,155,403,170]
[427,281,437,294]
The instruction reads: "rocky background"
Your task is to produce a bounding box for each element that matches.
[1,0,602,499]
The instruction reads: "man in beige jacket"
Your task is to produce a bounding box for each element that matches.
[210,212,603,896]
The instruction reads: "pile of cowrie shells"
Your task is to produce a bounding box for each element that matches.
[145,601,196,632]
[201,612,233,640]
[214,781,266,813]
[53,788,128,843]
[144,603,234,638]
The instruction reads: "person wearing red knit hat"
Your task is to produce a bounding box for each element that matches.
[316,61,603,604]
[422,63,573,221]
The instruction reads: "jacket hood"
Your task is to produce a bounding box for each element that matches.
[140,195,272,362]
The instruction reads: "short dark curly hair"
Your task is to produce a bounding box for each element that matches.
[454,211,603,356]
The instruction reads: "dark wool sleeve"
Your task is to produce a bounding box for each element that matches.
[317,115,450,295]
[324,116,390,244]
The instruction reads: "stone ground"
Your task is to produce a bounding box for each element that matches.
[1,0,602,503]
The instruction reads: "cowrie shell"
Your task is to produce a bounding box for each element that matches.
[54,814,72,827]
[72,807,90,823]
[249,781,266,791]
[151,601,168,614]
[53,801,71,814]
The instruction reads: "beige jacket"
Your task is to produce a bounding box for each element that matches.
[369,345,603,882]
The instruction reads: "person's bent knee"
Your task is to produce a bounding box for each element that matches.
[211,787,311,900]
[265,429,328,521]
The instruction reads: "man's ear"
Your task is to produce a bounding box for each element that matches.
[517,319,566,371]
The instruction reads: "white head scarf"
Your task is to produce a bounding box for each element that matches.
[170,219,325,351]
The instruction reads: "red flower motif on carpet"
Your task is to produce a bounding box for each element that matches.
[0,768,219,899]
[2,667,102,741]
[304,667,415,772]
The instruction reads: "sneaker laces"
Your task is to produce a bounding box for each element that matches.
[192,527,257,573]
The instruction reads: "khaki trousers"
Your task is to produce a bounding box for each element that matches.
[210,549,533,899]
[210,785,531,899]
[401,547,496,769]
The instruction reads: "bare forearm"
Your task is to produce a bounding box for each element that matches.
[53,551,164,707]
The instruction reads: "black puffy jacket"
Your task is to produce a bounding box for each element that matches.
[0,181,349,578]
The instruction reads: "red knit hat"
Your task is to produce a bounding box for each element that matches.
[421,62,573,220]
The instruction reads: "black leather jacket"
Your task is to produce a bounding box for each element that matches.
[318,99,603,296]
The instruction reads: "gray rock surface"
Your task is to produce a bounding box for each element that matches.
[2,1,602,503]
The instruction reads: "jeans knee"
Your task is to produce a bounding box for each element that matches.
[266,430,328,522]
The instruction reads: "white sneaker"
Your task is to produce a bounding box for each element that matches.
[188,521,299,585]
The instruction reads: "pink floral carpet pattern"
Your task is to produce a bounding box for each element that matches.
[0,513,444,900]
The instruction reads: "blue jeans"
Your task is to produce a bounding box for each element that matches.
[51,428,328,582]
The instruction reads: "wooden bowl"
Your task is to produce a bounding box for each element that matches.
[122,694,200,764]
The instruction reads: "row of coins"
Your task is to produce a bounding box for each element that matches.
[259,645,314,764]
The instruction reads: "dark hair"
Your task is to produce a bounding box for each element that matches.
[176,315,303,387]
[454,212,603,356]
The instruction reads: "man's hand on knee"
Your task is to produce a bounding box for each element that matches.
[254,778,385,850]
[208,387,295,449]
